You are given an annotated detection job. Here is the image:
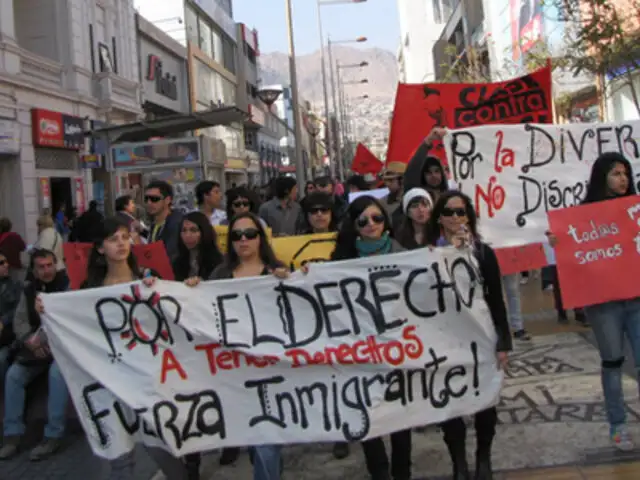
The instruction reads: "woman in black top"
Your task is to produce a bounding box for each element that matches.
[330,195,407,480]
[173,211,223,282]
[186,212,288,479]
[425,191,511,480]
[75,217,194,480]
[300,191,338,234]
[395,187,433,250]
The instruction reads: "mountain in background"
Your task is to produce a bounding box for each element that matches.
[259,46,398,149]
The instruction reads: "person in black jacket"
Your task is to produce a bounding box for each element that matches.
[69,201,104,242]
[0,250,22,383]
[426,191,511,480]
[144,180,183,261]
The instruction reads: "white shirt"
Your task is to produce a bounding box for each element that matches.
[209,209,227,226]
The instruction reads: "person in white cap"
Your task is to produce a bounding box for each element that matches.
[396,188,433,250]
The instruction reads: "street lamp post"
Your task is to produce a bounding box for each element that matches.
[284,0,306,194]
[316,0,368,180]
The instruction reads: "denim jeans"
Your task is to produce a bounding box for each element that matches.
[3,360,68,438]
[252,445,281,480]
[502,274,523,332]
[585,298,640,427]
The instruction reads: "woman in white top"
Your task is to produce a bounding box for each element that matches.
[34,215,66,273]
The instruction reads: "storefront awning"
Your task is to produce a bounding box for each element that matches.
[86,106,249,143]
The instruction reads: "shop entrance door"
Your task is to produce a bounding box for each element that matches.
[50,177,72,217]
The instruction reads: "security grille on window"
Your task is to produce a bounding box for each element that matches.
[35,149,79,170]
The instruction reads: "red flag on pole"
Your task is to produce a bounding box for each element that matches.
[351,143,383,176]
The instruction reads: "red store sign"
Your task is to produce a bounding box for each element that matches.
[31,108,84,150]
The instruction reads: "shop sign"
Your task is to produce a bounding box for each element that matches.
[74,177,86,214]
[146,54,178,101]
[32,109,84,150]
[39,178,51,209]
[0,119,20,154]
[81,154,102,169]
[112,138,201,171]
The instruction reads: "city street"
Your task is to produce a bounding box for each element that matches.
[3,281,640,479]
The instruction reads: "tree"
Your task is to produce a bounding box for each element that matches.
[544,0,640,116]
[438,44,492,83]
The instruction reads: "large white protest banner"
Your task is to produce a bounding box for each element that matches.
[41,248,503,460]
[444,121,640,247]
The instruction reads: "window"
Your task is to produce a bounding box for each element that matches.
[247,46,256,65]
[212,28,224,64]
[199,19,213,57]
[185,5,199,46]
[222,36,236,74]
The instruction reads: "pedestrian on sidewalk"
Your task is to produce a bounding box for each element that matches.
[547,152,639,451]
[426,191,512,480]
[502,274,531,341]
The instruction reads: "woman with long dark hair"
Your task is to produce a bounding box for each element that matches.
[173,211,223,282]
[548,152,639,451]
[426,191,511,480]
[395,188,432,249]
[330,195,407,480]
[300,191,338,234]
[70,217,194,479]
[187,211,288,479]
[221,187,266,227]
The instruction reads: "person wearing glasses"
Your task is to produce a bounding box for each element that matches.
[330,195,408,480]
[221,187,267,229]
[185,211,288,479]
[425,191,511,480]
[144,180,183,261]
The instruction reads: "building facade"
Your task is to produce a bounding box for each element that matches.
[135,0,247,190]
[0,0,141,242]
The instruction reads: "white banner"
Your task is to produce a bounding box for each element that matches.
[41,248,503,460]
[445,121,640,247]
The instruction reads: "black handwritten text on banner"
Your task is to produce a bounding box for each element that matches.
[41,248,503,459]
[444,121,640,247]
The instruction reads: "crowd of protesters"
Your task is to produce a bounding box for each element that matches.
[0,126,635,479]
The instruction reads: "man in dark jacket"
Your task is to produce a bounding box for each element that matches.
[69,201,103,242]
[403,127,450,203]
[313,176,348,222]
[144,180,183,261]
[0,249,70,461]
[0,250,21,382]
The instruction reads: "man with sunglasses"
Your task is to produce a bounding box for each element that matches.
[313,176,347,222]
[144,180,183,261]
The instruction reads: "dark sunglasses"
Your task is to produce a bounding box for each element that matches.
[232,200,251,208]
[356,214,385,228]
[441,207,467,217]
[308,206,330,215]
[144,195,163,203]
[230,228,260,242]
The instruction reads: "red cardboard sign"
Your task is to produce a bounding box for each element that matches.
[495,243,548,276]
[63,242,175,290]
[548,196,640,309]
[386,64,552,167]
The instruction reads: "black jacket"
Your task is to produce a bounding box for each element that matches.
[69,208,104,242]
[403,142,449,197]
[149,209,183,262]
[475,242,512,352]
[0,277,22,347]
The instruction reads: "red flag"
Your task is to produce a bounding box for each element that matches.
[351,143,383,175]
[386,64,553,167]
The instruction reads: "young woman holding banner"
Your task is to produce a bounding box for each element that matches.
[426,191,511,480]
[547,152,639,451]
[186,211,288,480]
[72,217,193,480]
[396,187,433,250]
[330,195,408,480]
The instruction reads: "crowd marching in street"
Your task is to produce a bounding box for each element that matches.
[0,125,638,480]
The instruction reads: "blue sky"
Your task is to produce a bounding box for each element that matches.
[232,0,400,55]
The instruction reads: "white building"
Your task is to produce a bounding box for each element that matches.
[396,0,447,83]
[0,0,141,243]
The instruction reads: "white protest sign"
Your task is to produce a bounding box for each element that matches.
[42,248,503,460]
[444,121,640,247]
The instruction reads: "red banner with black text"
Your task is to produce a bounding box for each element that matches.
[386,63,553,167]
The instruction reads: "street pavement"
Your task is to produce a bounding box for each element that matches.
[4,282,640,479]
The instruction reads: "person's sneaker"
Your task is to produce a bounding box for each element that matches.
[332,442,350,459]
[0,436,21,460]
[513,329,532,341]
[29,438,63,461]
[611,425,635,451]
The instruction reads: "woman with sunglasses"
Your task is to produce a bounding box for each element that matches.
[186,211,288,480]
[331,195,408,480]
[425,191,511,480]
[300,192,338,235]
[395,188,433,250]
[221,187,267,228]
